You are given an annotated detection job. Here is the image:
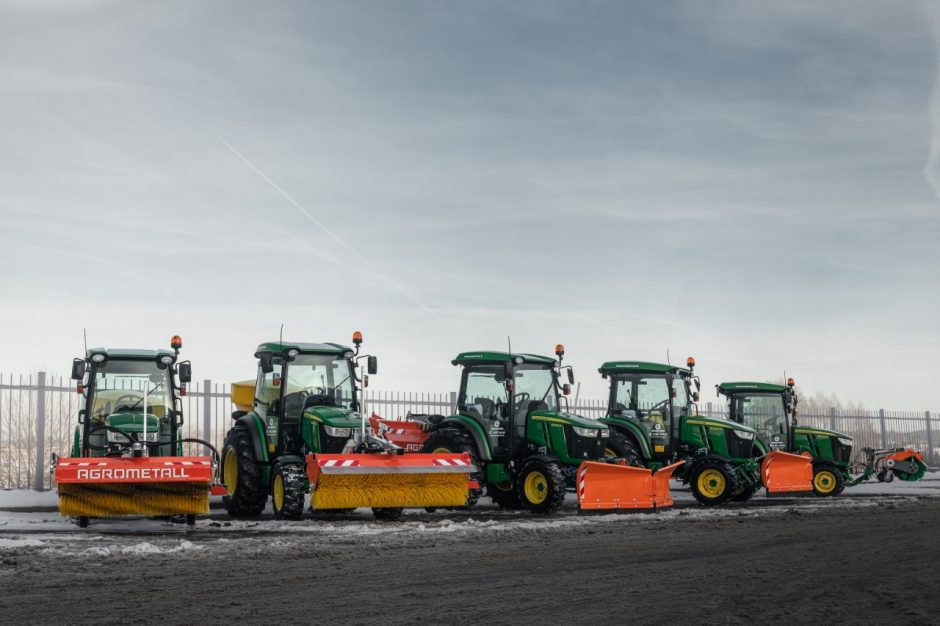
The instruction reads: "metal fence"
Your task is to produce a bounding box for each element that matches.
[1,373,936,490]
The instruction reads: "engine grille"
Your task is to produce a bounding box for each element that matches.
[724,429,754,458]
[319,428,350,453]
[565,427,607,460]
[830,436,852,463]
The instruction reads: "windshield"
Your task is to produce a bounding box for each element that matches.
[513,364,558,412]
[285,353,356,409]
[91,360,173,419]
[726,393,787,443]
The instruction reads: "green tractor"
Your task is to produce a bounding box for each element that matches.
[417,345,609,514]
[598,358,777,506]
[220,333,384,520]
[718,378,927,496]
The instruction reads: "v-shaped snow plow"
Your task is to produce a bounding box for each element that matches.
[576,460,684,511]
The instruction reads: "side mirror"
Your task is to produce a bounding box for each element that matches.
[367,356,378,375]
[78,409,86,424]
[177,361,192,384]
[259,353,274,374]
[71,358,86,381]
[562,383,571,396]
[566,367,574,385]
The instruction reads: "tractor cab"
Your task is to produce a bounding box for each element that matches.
[718,381,796,454]
[70,339,193,458]
[246,339,378,458]
[598,358,701,465]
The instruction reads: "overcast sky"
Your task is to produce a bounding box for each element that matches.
[1,1,938,409]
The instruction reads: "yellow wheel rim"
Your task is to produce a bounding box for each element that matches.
[273,473,285,511]
[223,449,238,496]
[814,470,836,494]
[696,469,726,499]
[523,471,548,505]
[432,447,451,454]
[604,448,616,458]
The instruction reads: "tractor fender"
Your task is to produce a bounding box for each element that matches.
[233,414,268,462]
[605,419,652,459]
[429,416,492,461]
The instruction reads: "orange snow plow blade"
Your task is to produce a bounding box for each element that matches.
[307,452,474,510]
[761,450,813,495]
[577,460,684,511]
[369,414,431,452]
[55,456,212,517]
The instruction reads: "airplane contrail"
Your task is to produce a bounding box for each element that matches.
[218,137,442,320]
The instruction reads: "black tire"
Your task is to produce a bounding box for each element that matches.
[372,507,403,521]
[517,459,566,515]
[422,428,483,506]
[487,481,521,509]
[731,485,760,502]
[812,462,845,497]
[186,514,196,526]
[221,426,267,517]
[77,516,89,528]
[272,463,305,520]
[689,460,735,506]
[604,430,644,466]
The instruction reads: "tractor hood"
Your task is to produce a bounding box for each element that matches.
[794,425,851,441]
[303,405,363,429]
[685,415,757,435]
[106,412,160,432]
[529,411,608,430]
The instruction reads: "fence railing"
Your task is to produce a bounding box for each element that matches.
[1,373,936,490]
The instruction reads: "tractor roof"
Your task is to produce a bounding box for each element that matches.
[599,360,689,375]
[452,351,556,366]
[87,347,175,360]
[255,341,351,356]
[717,381,788,394]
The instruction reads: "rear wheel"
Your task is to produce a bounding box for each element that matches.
[487,481,521,509]
[221,426,267,517]
[812,463,845,497]
[517,459,566,515]
[689,460,734,506]
[272,463,305,520]
[372,507,403,521]
[731,485,760,502]
[422,428,482,506]
[604,431,643,467]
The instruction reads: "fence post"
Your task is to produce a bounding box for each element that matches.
[926,411,934,466]
[878,409,887,448]
[203,379,212,444]
[33,371,46,491]
[829,407,836,432]
[449,391,457,415]
[706,402,713,418]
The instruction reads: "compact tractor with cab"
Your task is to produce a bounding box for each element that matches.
[221,332,473,521]
[53,336,216,527]
[595,358,813,506]
[719,378,927,497]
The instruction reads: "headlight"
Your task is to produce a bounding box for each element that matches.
[287,349,299,357]
[732,429,755,440]
[572,426,603,438]
[838,437,853,446]
[91,354,105,363]
[323,426,351,438]
[159,355,173,365]
[344,351,354,359]
[599,429,609,438]
[107,430,158,443]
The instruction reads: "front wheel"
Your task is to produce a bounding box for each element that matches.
[422,428,483,506]
[272,463,306,520]
[812,463,845,497]
[221,426,268,517]
[517,459,566,515]
[487,481,521,510]
[372,507,403,521]
[604,431,643,467]
[689,460,734,506]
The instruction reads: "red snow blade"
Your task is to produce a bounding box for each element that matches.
[761,450,813,495]
[369,414,431,452]
[55,456,213,484]
[577,460,684,511]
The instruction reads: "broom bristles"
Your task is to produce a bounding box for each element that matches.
[311,473,468,509]
[58,482,209,517]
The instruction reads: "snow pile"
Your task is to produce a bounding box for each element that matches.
[83,540,204,557]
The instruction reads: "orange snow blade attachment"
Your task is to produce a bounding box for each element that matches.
[368,415,431,452]
[307,452,474,510]
[55,456,212,517]
[761,450,813,495]
[577,460,684,511]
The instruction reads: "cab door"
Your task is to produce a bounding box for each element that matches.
[254,359,285,451]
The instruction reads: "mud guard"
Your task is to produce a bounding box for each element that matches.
[576,460,684,511]
[761,450,813,495]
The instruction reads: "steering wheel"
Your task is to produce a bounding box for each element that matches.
[114,394,143,412]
